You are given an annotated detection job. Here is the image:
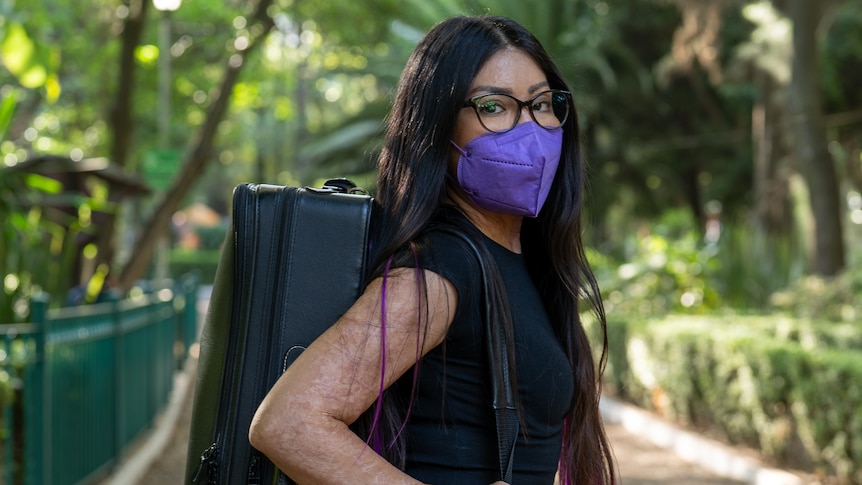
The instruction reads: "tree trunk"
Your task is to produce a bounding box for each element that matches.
[752,75,793,236]
[109,0,148,170]
[846,140,862,192]
[828,110,862,193]
[93,0,149,278]
[117,0,276,290]
[786,0,845,276]
[682,165,705,233]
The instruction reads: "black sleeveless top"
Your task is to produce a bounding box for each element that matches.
[394,224,574,484]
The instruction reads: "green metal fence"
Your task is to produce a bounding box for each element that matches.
[1,274,199,485]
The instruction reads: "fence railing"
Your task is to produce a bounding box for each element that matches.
[1,274,199,485]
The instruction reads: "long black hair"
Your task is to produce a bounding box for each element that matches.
[365,15,615,484]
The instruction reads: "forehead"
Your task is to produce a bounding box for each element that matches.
[468,48,548,96]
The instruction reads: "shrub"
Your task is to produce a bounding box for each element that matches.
[597,315,862,481]
[588,215,806,315]
[791,349,862,483]
[709,223,805,310]
[196,224,228,251]
[1,172,85,321]
[589,231,722,317]
[770,266,862,322]
[168,249,221,286]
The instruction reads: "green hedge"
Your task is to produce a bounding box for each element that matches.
[168,249,221,286]
[600,315,862,482]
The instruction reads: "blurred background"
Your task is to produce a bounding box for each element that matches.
[1,0,860,484]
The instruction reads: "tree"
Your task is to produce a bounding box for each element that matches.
[4,0,860,296]
[786,0,845,276]
[117,0,276,288]
[93,0,150,274]
[732,2,796,237]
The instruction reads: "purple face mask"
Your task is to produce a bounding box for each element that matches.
[451,121,563,217]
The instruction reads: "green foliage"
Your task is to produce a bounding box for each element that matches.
[590,208,812,315]
[592,230,722,317]
[0,91,15,138]
[709,221,806,310]
[820,1,862,113]
[0,19,61,99]
[195,225,228,251]
[591,209,720,316]
[168,249,221,286]
[599,315,862,481]
[3,0,860,284]
[0,171,96,322]
[0,335,34,450]
[769,266,862,322]
[792,349,862,482]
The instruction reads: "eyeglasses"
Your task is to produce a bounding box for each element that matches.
[462,89,571,134]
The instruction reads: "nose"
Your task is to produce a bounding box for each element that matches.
[517,104,532,125]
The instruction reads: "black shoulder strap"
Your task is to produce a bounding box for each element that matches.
[436,228,518,484]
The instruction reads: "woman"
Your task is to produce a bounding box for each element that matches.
[249,15,616,484]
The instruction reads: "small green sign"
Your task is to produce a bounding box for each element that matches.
[143,149,181,190]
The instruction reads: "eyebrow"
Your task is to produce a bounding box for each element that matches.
[468,81,550,97]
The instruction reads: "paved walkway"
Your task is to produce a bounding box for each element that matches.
[102,293,816,485]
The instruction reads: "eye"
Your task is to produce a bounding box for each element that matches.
[531,93,554,113]
[531,101,549,112]
[471,94,514,116]
[477,102,498,113]
[476,99,505,116]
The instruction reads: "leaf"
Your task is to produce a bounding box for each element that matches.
[1,24,35,75]
[0,93,16,141]
[135,44,160,66]
[44,73,62,103]
[1,23,48,88]
[24,174,64,194]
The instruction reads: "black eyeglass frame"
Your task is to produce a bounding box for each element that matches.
[461,89,572,134]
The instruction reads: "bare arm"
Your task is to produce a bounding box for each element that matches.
[249,267,456,484]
